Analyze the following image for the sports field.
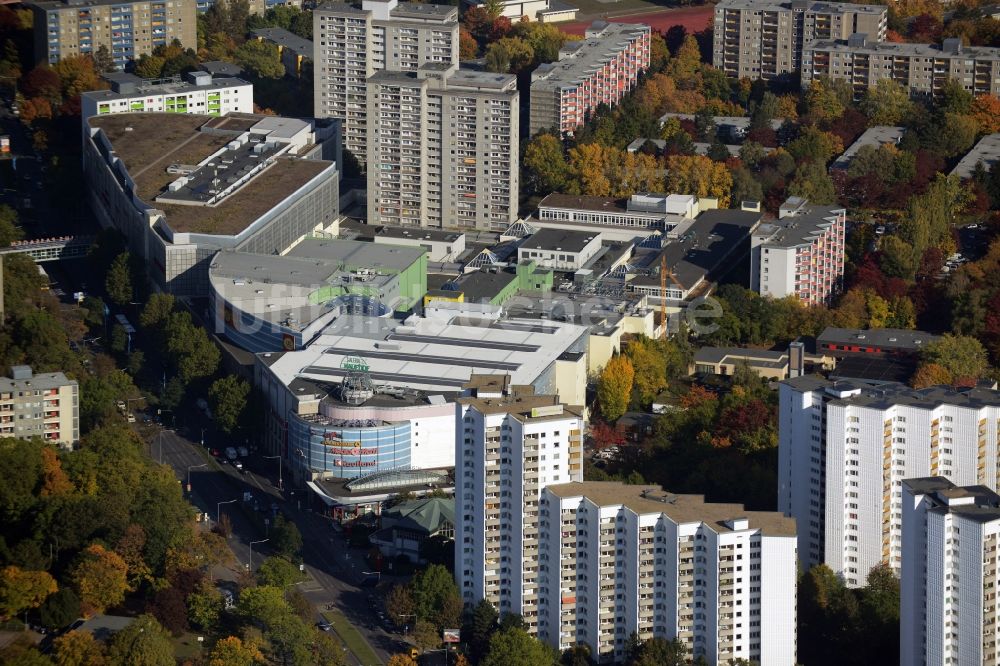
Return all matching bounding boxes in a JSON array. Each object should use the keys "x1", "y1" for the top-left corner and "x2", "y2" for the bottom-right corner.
[{"x1": 560, "y1": 4, "x2": 714, "y2": 35}]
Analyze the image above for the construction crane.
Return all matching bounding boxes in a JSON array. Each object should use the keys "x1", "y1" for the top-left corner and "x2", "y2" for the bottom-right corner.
[{"x1": 659, "y1": 254, "x2": 685, "y2": 341}]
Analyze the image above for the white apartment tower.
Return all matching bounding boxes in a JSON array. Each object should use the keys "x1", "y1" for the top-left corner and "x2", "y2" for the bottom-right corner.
[
  {"x1": 901, "y1": 477, "x2": 1000, "y2": 666},
  {"x1": 313, "y1": 0, "x2": 459, "y2": 166},
  {"x1": 455, "y1": 379, "x2": 586, "y2": 631},
  {"x1": 367, "y1": 66, "x2": 519, "y2": 231},
  {"x1": 779, "y1": 375, "x2": 1000, "y2": 587},
  {"x1": 539, "y1": 483, "x2": 798, "y2": 666},
  {"x1": 0, "y1": 366, "x2": 80, "y2": 448}
]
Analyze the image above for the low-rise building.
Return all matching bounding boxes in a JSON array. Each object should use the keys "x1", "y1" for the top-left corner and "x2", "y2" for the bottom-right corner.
[
  {"x1": 691, "y1": 344, "x2": 835, "y2": 380},
  {"x1": 440, "y1": 263, "x2": 553, "y2": 306},
  {"x1": 750, "y1": 197, "x2": 846, "y2": 306},
  {"x1": 538, "y1": 482, "x2": 798, "y2": 665},
  {"x1": 802, "y1": 35, "x2": 1000, "y2": 98},
  {"x1": 901, "y1": 477, "x2": 1000, "y2": 666},
  {"x1": 0, "y1": 366, "x2": 79, "y2": 447},
  {"x1": 84, "y1": 113, "x2": 341, "y2": 295},
  {"x1": 251, "y1": 27, "x2": 313, "y2": 77},
  {"x1": 369, "y1": 496, "x2": 455, "y2": 563},
  {"x1": 535, "y1": 192, "x2": 706, "y2": 234},
  {"x1": 371, "y1": 226, "x2": 466, "y2": 262},
  {"x1": 81, "y1": 71, "x2": 253, "y2": 121},
  {"x1": 951, "y1": 132, "x2": 1000, "y2": 180},
  {"x1": 208, "y1": 239, "x2": 427, "y2": 353},
  {"x1": 517, "y1": 228, "x2": 603, "y2": 271},
  {"x1": 830, "y1": 125, "x2": 905, "y2": 171},
  {"x1": 529, "y1": 21, "x2": 650, "y2": 136}
]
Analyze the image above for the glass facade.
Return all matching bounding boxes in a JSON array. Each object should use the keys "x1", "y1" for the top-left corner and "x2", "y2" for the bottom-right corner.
[{"x1": 290, "y1": 416, "x2": 411, "y2": 479}]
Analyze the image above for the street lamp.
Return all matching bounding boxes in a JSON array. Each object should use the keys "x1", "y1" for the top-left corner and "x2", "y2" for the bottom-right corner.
[
  {"x1": 395, "y1": 612, "x2": 415, "y2": 635},
  {"x1": 263, "y1": 454, "x2": 283, "y2": 490},
  {"x1": 217, "y1": 498, "x2": 238, "y2": 524},
  {"x1": 249, "y1": 538, "x2": 268, "y2": 571}
]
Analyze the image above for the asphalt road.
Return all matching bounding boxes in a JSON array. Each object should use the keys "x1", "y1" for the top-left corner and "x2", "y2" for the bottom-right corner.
[{"x1": 153, "y1": 426, "x2": 407, "y2": 665}]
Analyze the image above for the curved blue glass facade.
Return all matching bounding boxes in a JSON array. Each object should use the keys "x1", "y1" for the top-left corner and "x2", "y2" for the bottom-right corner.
[{"x1": 289, "y1": 416, "x2": 411, "y2": 479}]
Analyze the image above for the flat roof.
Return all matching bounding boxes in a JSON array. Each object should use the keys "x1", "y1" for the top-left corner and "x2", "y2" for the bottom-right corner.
[
  {"x1": 314, "y1": 1, "x2": 457, "y2": 22},
  {"x1": 782, "y1": 374, "x2": 1000, "y2": 410},
  {"x1": 201, "y1": 61, "x2": 244, "y2": 77},
  {"x1": 808, "y1": 38, "x2": 1000, "y2": 60},
  {"x1": 818, "y1": 326, "x2": 939, "y2": 350},
  {"x1": 521, "y1": 227, "x2": 598, "y2": 254},
  {"x1": 0, "y1": 371, "x2": 76, "y2": 391},
  {"x1": 88, "y1": 113, "x2": 332, "y2": 236},
  {"x1": 82, "y1": 76, "x2": 249, "y2": 102},
  {"x1": 951, "y1": 133, "x2": 1000, "y2": 180},
  {"x1": 753, "y1": 205, "x2": 845, "y2": 249},
  {"x1": 374, "y1": 225, "x2": 463, "y2": 243},
  {"x1": 287, "y1": 237, "x2": 425, "y2": 271},
  {"x1": 453, "y1": 269, "x2": 518, "y2": 302},
  {"x1": 631, "y1": 209, "x2": 761, "y2": 292},
  {"x1": 459, "y1": 393, "x2": 584, "y2": 422},
  {"x1": 261, "y1": 312, "x2": 590, "y2": 394},
  {"x1": 545, "y1": 482, "x2": 797, "y2": 537},
  {"x1": 532, "y1": 22, "x2": 649, "y2": 91},
  {"x1": 715, "y1": 0, "x2": 885, "y2": 15},
  {"x1": 252, "y1": 27, "x2": 314, "y2": 54},
  {"x1": 831, "y1": 125, "x2": 905, "y2": 170},
  {"x1": 539, "y1": 193, "x2": 637, "y2": 216},
  {"x1": 694, "y1": 346, "x2": 788, "y2": 367}
]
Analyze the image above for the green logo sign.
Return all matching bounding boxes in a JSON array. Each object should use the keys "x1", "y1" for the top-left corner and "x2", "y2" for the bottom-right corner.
[{"x1": 341, "y1": 355, "x2": 369, "y2": 372}]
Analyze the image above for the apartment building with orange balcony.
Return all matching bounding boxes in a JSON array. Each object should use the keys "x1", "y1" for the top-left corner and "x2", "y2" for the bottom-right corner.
[
  {"x1": 0, "y1": 366, "x2": 79, "y2": 448},
  {"x1": 529, "y1": 21, "x2": 650, "y2": 137}
]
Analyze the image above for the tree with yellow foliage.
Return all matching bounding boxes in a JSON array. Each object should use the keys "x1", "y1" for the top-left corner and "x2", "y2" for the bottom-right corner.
[
  {"x1": 665, "y1": 155, "x2": 733, "y2": 207},
  {"x1": 597, "y1": 354, "x2": 634, "y2": 422},
  {"x1": 208, "y1": 636, "x2": 265, "y2": 666},
  {"x1": 0, "y1": 566, "x2": 57, "y2": 621},
  {"x1": 71, "y1": 544, "x2": 129, "y2": 616}
]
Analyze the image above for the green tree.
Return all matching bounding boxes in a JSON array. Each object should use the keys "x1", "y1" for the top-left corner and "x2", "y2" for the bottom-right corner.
[
  {"x1": 510, "y1": 22, "x2": 568, "y2": 65},
  {"x1": 879, "y1": 235, "x2": 919, "y2": 280},
  {"x1": 859, "y1": 79, "x2": 912, "y2": 125},
  {"x1": 386, "y1": 583, "x2": 415, "y2": 628},
  {"x1": 0, "y1": 205, "x2": 24, "y2": 247},
  {"x1": 107, "y1": 615, "x2": 174, "y2": 666},
  {"x1": 105, "y1": 252, "x2": 133, "y2": 307},
  {"x1": 411, "y1": 618, "x2": 441, "y2": 652},
  {"x1": 786, "y1": 126, "x2": 843, "y2": 165},
  {"x1": 269, "y1": 515, "x2": 302, "y2": 559},
  {"x1": 235, "y1": 40, "x2": 285, "y2": 79},
  {"x1": 627, "y1": 636, "x2": 686, "y2": 666},
  {"x1": 133, "y1": 54, "x2": 166, "y2": 78},
  {"x1": 922, "y1": 333, "x2": 988, "y2": 381},
  {"x1": 39, "y1": 588, "x2": 81, "y2": 630},
  {"x1": 788, "y1": 161, "x2": 836, "y2": 204},
  {"x1": 465, "y1": 598, "x2": 498, "y2": 663},
  {"x1": 561, "y1": 643, "x2": 594, "y2": 666},
  {"x1": 139, "y1": 292, "x2": 175, "y2": 331},
  {"x1": 208, "y1": 375, "x2": 250, "y2": 434},
  {"x1": 482, "y1": 627, "x2": 558, "y2": 666},
  {"x1": 484, "y1": 37, "x2": 534, "y2": 74},
  {"x1": 256, "y1": 556, "x2": 303, "y2": 587},
  {"x1": 93, "y1": 45, "x2": 116, "y2": 73},
  {"x1": 729, "y1": 167, "x2": 763, "y2": 209},
  {"x1": 523, "y1": 133, "x2": 569, "y2": 192},
  {"x1": 409, "y1": 564, "x2": 462, "y2": 630},
  {"x1": 804, "y1": 77, "x2": 846, "y2": 120},
  {"x1": 187, "y1": 582, "x2": 224, "y2": 633},
  {"x1": 596, "y1": 354, "x2": 634, "y2": 421},
  {"x1": 925, "y1": 112, "x2": 978, "y2": 158}
]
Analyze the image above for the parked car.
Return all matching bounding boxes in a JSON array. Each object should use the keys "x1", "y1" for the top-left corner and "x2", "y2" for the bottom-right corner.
[
  {"x1": 234, "y1": 460, "x2": 244, "y2": 472},
  {"x1": 126, "y1": 413, "x2": 136, "y2": 423},
  {"x1": 237, "y1": 446, "x2": 249, "y2": 457},
  {"x1": 225, "y1": 447, "x2": 238, "y2": 461},
  {"x1": 317, "y1": 621, "x2": 332, "y2": 632}
]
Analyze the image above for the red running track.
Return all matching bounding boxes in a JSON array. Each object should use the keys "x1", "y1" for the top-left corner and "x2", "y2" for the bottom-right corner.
[{"x1": 560, "y1": 4, "x2": 714, "y2": 36}]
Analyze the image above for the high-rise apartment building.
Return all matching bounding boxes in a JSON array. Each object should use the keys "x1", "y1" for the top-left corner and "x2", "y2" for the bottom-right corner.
[
  {"x1": 802, "y1": 35, "x2": 1000, "y2": 98},
  {"x1": 367, "y1": 65, "x2": 519, "y2": 231},
  {"x1": 539, "y1": 482, "x2": 798, "y2": 666},
  {"x1": 901, "y1": 477, "x2": 1000, "y2": 666},
  {"x1": 712, "y1": 0, "x2": 885, "y2": 81},
  {"x1": 454, "y1": 381, "x2": 585, "y2": 628},
  {"x1": 779, "y1": 375, "x2": 1000, "y2": 586},
  {"x1": 29, "y1": 0, "x2": 197, "y2": 70},
  {"x1": 750, "y1": 196, "x2": 846, "y2": 306},
  {"x1": 0, "y1": 366, "x2": 79, "y2": 448},
  {"x1": 529, "y1": 21, "x2": 650, "y2": 137},
  {"x1": 313, "y1": 0, "x2": 459, "y2": 165}
]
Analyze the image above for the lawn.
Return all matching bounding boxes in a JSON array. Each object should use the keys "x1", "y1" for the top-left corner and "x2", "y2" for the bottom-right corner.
[{"x1": 322, "y1": 609, "x2": 383, "y2": 666}]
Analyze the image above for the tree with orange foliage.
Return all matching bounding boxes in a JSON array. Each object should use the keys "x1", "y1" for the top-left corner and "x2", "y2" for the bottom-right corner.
[
  {"x1": 665, "y1": 154, "x2": 733, "y2": 207},
  {"x1": 971, "y1": 95, "x2": 1000, "y2": 135},
  {"x1": 53, "y1": 629, "x2": 107, "y2": 666},
  {"x1": 207, "y1": 636, "x2": 264, "y2": 666},
  {"x1": 39, "y1": 447, "x2": 72, "y2": 497},
  {"x1": 71, "y1": 544, "x2": 129, "y2": 616},
  {"x1": 911, "y1": 363, "x2": 953, "y2": 389}
]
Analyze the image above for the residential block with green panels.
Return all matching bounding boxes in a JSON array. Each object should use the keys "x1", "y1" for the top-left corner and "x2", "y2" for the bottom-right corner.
[{"x1": 81, "y1": 70, "x2": 253, "y2": 122}]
